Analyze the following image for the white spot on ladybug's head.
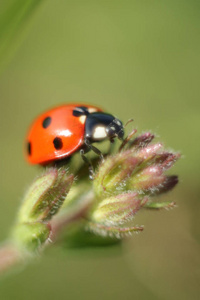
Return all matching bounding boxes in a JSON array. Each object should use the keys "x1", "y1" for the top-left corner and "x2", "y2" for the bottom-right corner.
[
  {"x1": 88, "y1": 107, "x2": 98, "y2": 113},
  {"x1": 79, "y1": 115, "x2": 87, "y2": 124},
  {"x1": 113, "y1": 119, "x2": 122, "y2": 126},
  {"x1": 92, "y1": 126, "x2": 107, "y2": 140}
]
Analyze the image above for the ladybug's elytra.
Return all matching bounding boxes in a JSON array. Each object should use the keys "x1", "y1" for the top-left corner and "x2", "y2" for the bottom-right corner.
[{"x1": 25, "y1": 103, "x2": 124, "y2": 165}]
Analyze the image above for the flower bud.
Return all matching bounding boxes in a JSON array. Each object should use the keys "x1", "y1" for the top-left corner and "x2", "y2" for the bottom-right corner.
[
  {"x1": 154, "y1": 175, "x2": 178, "y2": 195},
  {"x1": 126, "y1": 149, "x2": 180, "y2": 195},
  {"x1": 94, "y1": 143, "x2": 163, "y2": 198},
  {"x1": 91, "y1": 192, "x2": 147, "y2": 226},
  {"x1": 89, "y1": 131, "x2": 180, "y2": 239},
  {"x1": 94, "y1": 133, "x2": 180, "y2": 200},
  {"x1": 128, "y1": 132, "x2": 155, "y2": 149},
  {"x1": 94, "y1": 151, "x2": 143, "y2": 198},
  {"x1": 137, "y1": 143, "x2": 163, "y2": 160},
  {"x1": 128, "y1": 165, "x2": 165, "y2": 193},
  {"x1": 154, "y1": 152, "x2": 180, "y2": 170},
  {"x1": 18, "y1": 168, "x2": 74, "y2": 223}
]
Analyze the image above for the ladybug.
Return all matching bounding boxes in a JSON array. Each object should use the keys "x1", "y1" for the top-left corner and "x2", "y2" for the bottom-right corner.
[{"x1": 25, "y1": 103, "x2": 124, "y2": 166}]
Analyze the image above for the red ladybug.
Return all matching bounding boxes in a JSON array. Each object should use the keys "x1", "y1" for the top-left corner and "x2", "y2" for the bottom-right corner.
[{"x1": 25, "y1": 103, "x2": 124, "y2": 166}]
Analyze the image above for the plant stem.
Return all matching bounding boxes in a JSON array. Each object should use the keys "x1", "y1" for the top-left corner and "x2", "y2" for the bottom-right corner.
[
  {"x1": 51, "y1": 191, "x2": 94, "y2": 241},
  {"x1": 0, "y1": 190, "x2": 94, "y2": 277},
  {"x1": 0, "y1": 243, "x2": 23, "y2": 275}
]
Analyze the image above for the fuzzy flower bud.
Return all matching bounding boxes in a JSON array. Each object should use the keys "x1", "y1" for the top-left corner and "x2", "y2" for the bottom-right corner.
[
  {"x1": 128, "y1": 132, "x2": 155, "y2": 149},
  {"x1": 18, "y1": 168, "x2": 74, "y2": 223},
  {"x1": 12, "y1": 168, "x2": 74, "y2": 252},
  {"x1": 89, "y1": 131, "x2": 180, "y2": 237},
  {"x1": 94, "y1": 133, "x2": 180, "y2": 199},
  {"x1": 91, "y1": 192, "x2": 147, "y2": 226},
  {"x1": 127, "y1": 165, "x2": 178, "y2": 195}
]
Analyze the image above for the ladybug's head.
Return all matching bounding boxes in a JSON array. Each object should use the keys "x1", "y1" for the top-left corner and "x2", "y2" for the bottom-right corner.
[
  {"x1": 84, "y1": 112, "x2": 124, "y2": 143},
  {"x1": 105, "y1": 117, "x2": 124, "y2": 141}
]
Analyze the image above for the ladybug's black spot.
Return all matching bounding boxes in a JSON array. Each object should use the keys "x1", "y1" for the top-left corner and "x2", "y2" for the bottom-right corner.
[
  {"x1": 73, "y1": 106, "x2": 89, "y2": 117},
  {"x1": 27, "y1": 142, "x2": 32, "y2": 155},
  {"x1": 53, "y1": 137, "x2": 63, "y2": 150},
  {"x1": 42, "y1": 116, "x2": 52, "y2": 128}
]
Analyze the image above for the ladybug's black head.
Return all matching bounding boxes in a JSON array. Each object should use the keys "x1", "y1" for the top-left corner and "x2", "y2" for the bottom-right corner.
[
  {"x1": 106, "y1": 117, "x2": 124, "y2": 140},
  {"x1": 84, "y1": 112, "x2": 124, "y2": 143}
]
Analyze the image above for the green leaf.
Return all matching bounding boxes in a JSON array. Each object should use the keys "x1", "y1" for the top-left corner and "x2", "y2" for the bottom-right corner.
[
  {"x1": 0, "y1": 0, "x2": 43, "y2": 74},
  {"x1": 91, "y1": 193, "x2": 146, "y2": 226},
  {"x1": 61, "y1": 224, "x2": 121, "y2": 249}
]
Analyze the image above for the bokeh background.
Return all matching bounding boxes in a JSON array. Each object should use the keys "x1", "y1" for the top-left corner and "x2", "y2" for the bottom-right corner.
[{"x1": 0, "y1": 1, "x2": 199, "y2": 299}]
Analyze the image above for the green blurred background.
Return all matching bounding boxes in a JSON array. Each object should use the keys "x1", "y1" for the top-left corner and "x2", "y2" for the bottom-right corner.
[{"x1": 0, "y1": 0, "x2": 199, "y2": 299}]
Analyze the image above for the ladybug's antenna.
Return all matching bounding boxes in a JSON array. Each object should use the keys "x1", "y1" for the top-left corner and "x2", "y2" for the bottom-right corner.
[
  {"x1": 119, "y1": 128, "x2": 137, "y2": 152},
  {"x1": 118, "y1": 119, "x2": 136, "y2": 151},
  {"x1": 124, "y1": 118, "x2": 134, "y2": 128},
  {"x1": 117, "y1": 118, "x2": 134, "y2": 138}
]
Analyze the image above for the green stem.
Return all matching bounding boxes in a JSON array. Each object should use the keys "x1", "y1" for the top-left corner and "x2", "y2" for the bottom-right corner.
[
  {"x1": 0, "y1": 243, "x2": 24, "y2": 276},
  {"x1": 0, "y1": 190, "x2": 94, "y2": 276}
]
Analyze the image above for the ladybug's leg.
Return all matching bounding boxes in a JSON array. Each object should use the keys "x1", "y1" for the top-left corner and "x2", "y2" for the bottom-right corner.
[
  {"x1": 103, "y1": 138, "x2": 115, "y2": 157},
  {"x1": 84, "y1": 139, "x2": 104, "y2": 162},
  {"x1": 119, "y1": 128, "x2": 137, "y2": 152},
  {"x1": 80, "y1": 149, "x2": 95, "y2": 180},
  {"x1": 118, "y1": 119, "x2": 135, "y2": 151}
]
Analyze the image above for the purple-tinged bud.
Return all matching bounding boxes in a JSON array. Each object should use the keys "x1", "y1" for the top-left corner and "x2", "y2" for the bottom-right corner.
[
  {"x1": 91, "y1": 192, "x2": 148, "y2": 226},
  {"x1": 155, "y1": 175, "x2": 179, "y2": 195},
  {"x1": 93, "y1": 131, "x2": 180, "y2": 227},
  {"x1": 129, "y1": 132, "x2": 155, "y2": 149},
  {"x1": 94, "y1": 151, "x2": 144, "y2": 197},
  {"x1": 137, "y1": 143, "x2": 163, "y2": 160},
  {"x1": 93, "y1": 141, "x2": 179, "y2": 199},
  {"x1": 153, "y1": 152, "x2": 180, "y2": 170},
  {"x1": 160, "y1": 153, "x2": 180, "y2": 170},
  {"x1": 127, "y1": 163, "x2": 178, "y2": 195},
  {"x1": 127, "y1": 165, "x2": 166, "y2": 194}
]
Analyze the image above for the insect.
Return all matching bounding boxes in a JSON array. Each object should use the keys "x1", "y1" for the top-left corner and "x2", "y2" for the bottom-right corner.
[{"x1": 25, "y1": 103, "x2": 124, "y2": 173}]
